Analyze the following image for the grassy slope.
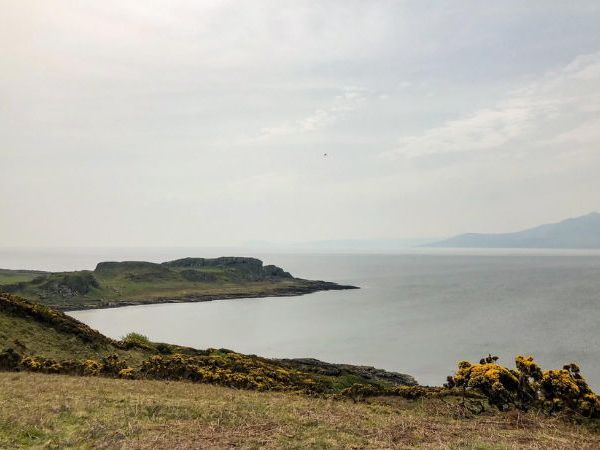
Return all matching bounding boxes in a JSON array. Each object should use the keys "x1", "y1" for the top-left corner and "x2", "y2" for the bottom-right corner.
[
  {"x1": 0, "y1": 293, "x2": 151, "y2": 365},
  {"x1": 0, "y1": 269, "x2": 45, "y2": 285},
  {"x1": 1, "y1": 372, "x2": 599, "y2": 449},
  {"x1": 0, "y1": 293, "x2": 413, "y2": 392},
  {"x1": 0, "y1": 258, "x2": 354, "y2": 310},
  {"x1": 0, "y1": 312, "x2": 149, "y2": 365}
]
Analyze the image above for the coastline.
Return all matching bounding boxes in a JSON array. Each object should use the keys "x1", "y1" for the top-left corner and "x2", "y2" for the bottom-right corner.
[{"x1": 60, "y1": 279, "x2": 359, "y2": 311}]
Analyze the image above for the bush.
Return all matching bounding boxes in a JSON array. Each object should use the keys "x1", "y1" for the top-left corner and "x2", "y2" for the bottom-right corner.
[
  {"x1": 138, "y1": 352, "x2": 325, "y2": 392},
  {"x1": 340, "y1": 383, "x2": 383, "y2": 402},
  {"x1": 0, "y1": 348, "x2": 21, "y2": 370},
  {"x1": 1, "y1": 349, "x2": 133, "y2": 378},
  {"x1": 339, "y1": 383, "x2": 438, "y2": 402},
  {"x1": 118, "y1": 367, "x2": 137, "y2": 379},
  {"x1": 120, "y1": 332, "x2": 155, "y2": 350},
  {"x1": 154, "y1": 343, "x2": 174, "y2": 355},
  {"x1": 0, "y1": 347, "x2": 326, "y2": 393},
  {"x1": 446, "y1": 355, "x2": 600, "y2": 417}
]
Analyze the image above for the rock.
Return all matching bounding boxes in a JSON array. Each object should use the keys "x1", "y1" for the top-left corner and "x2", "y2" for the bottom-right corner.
[
  {"x1": 164, "y1": 257, "x2": 294, "y2": 281},
  {"x1": 277, "y1": 357, "x2": 418, "y2": 386},
  {"x1": 262, "y1": 265, "x2": 293, "y2": 279}
]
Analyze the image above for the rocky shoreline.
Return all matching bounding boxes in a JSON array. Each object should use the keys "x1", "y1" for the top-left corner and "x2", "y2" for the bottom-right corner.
[{"x1": 277, "y1": 357, "x2": 417, "y2": 386}]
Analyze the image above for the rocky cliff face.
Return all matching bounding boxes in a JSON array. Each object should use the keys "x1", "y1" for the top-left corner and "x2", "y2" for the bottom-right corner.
[
  {"x1": 163, "y1": 257, "x2": 292, "y2": 280},
  {"x1": 92, "y1": 258, "x2": 293, "y2": 282},
  {"x1": 95, "y1": 261, "x2": 168, "y2": 274}
]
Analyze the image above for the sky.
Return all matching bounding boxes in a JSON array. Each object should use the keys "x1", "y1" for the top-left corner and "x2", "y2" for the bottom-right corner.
[{"x1": 2, "y1": 1, "x2": 600, "y2": 247}]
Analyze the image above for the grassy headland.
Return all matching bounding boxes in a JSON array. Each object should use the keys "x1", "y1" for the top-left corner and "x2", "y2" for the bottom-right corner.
[{"x1": 0, "y1": 257, "x2": 357, "y2": 310}]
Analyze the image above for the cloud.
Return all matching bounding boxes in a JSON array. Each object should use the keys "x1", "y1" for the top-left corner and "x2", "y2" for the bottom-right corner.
[
  {"x1": 383, "y1": 52, "x2": 600, "y2": 161},
  {"x1": 3, "y1": 2, "x2": 600, "y2": 245},
  {"x1": 255, "y1": 86, "x2": 368, "y2": 141}
]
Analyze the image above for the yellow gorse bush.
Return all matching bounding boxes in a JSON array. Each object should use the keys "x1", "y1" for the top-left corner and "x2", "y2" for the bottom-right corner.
[
  {"x1": 118, "y1": 367, "x2": 136, "y2": 379},
  {"x1": 447, "y1": 355, "x2": 600, "y2": 417},
  {"x1": 0, "y1": 347, "x2": 329, "y2": 394},
  {"x1": 138, "y1": 352, "x2": 326, "y2": 392}
]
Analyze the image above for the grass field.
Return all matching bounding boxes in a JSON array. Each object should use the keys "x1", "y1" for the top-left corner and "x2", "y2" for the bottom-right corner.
[{"x1": 1, "y1": 372, "x2": 599, "y2": 449}]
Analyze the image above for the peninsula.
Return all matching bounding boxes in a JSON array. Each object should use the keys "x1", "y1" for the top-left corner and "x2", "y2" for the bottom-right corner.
[{"x1": 0, "y1": 257, "x2": 357, "y2": 311}]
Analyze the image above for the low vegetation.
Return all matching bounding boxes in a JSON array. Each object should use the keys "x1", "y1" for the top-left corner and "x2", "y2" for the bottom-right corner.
[
  {"x1": 0, "y1": 257, "x2": 356, "y2": 310},
  {"x1": 446, "y1": 354, "x2": 600, "y2": 418}
]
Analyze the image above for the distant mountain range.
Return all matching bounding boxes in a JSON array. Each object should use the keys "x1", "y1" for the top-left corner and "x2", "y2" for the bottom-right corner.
[
  {"x1": 244, "y1": 238, "x2": 435, "y2": 253},
  {"x1": 427, "y1": 212, "x2": 600, "y2": 249}
]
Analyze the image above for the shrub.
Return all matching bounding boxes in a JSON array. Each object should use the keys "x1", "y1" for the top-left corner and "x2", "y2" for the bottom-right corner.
[
  {"x1": 0, "y1": 349, "x2": 136, "y2": 379},
  {"x1": 0, "y1": 348, "x2": 22, "y2": 370},
  {"x1": 120, "y1": 332, "x2": 155, "y2": 350},
  {"x1": 101, "y1": 354, "x2": 128, "y2": 375},
  {"x1": 340, "y1": 383, "x2": 383, "y2": 402},
  {"x1": 446, "y1": 355, "x2": 600, "y2": 417},
  {"x1": 137, "y1": 352, "x2": 327, "y2": 392},
  {"x1": 118, "y1": 367, "x2": 137, "y2": 379},
  {"x1": 339, "y1": 383, "x2": 441, "y2": 402},
  {"x1": 0, "y1": 347, "x2": 327, "y2": 394},
  {"x1": 446, "y1": 357, "x2": 518, "y2": 411},
  {"x1": 539, "y1": 363, "x2": 600, "y2": 417},
  {"x1": 154, "y1": 342, "x2": 174, "y2": 355}
]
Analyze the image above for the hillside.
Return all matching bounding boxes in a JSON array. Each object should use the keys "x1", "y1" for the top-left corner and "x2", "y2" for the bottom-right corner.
[
  {"x1": 0, "y1": 292, "x2": 160, "y2": 366},
  {"x1": 0, "y1": 293, "x2": 415, "y2": 391},
  {"x1": 428, "y1": 212, "x2": 600, "y2": 249},
  {"x1": 0, "y1": 257, "x2": 357, "y2": 310}
]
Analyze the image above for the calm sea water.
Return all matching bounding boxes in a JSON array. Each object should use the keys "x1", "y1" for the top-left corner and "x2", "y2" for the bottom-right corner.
[{"x1": 2, "y1": 247, "x2": 600, "y2": 388}]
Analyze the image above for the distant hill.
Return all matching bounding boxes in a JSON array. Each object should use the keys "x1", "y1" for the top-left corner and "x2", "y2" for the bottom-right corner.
[
  {"x1": 427, "y1": 212, "x2": 600, "y2": 249},
  {"x1": 245, "y1": 238, "x2": 436, "y2": 253}
]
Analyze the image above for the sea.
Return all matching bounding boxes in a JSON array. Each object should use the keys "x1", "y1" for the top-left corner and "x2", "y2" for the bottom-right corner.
[{"x1": 2, "y1": 247, "x2": 600, "y2": 389}]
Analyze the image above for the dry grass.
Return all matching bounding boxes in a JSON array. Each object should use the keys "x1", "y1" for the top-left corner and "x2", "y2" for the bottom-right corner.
[{"x1": 1, "y1": 372, "x2": 598, "y2": 449}]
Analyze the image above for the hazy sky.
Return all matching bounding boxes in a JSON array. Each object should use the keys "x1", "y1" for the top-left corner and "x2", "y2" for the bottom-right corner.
[{"x1": 2, "y1": 1, "x2": 600, "y2": 247}]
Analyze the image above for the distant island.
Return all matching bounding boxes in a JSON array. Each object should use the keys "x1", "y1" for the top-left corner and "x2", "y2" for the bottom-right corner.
[
  {"x1": 0, "y1": 257, "x2": 357, "y2": 310},
  {"x1": 427, "y1": 212, "x2": 600, "y2": 249}
]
